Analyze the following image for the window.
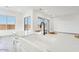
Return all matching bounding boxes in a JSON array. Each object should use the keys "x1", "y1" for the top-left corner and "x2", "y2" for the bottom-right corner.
[
  {"x1": 0, "y1": 16, "x2": 6, "y2": 30},
  {"x1": 24, "y1": 16, "x2": 32, "y2": 30},
  {"x1": 7, "y1": 16, "x2": 16, "y2": 30},
  {"x1": 0, "y1": 15, "x2": 16, "y2": 30},
  {"x1": 38, "y1": 17, "x2": 48, "y2": 24}
]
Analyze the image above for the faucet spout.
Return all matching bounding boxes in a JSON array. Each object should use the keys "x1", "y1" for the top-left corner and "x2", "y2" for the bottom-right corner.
[{"x1": 40, "y1": 22, "x2": 46, "y2": 35}]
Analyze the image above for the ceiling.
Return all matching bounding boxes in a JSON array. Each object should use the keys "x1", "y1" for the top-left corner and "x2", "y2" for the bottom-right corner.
[{"x1": 1, "y1": 6, "x2": 79, "y2": 17}]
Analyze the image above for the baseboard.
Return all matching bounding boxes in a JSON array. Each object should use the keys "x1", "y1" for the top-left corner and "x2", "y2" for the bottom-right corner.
[{"x1": 55, "y1": 31, "x2": 79, "y2": 35}]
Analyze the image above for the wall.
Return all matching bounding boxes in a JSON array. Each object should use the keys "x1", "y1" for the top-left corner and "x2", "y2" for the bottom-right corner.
[
  {"x1": 53, "y1": 13, "x2": 79, "y2": 33},
  {"x1": 49, "y1": 18, "x2": 54, "y2": 32},
  {"x1": 15, "y1": 14, "x2": 24, "y2": 32}
]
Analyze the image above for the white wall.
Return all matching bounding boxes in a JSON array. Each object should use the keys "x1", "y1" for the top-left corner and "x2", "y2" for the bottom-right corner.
[
  {"x1": 15, "y1": 14, "x2": 24, "y2": 32},
  {"x1": 49, "y1": 18, "x2": 54, "y2": 32},
  {"x1": 53, "y1": 14, "x2": 79, "y2": 33}
]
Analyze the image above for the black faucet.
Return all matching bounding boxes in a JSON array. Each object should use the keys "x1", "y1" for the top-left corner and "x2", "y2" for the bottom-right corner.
[{"x1": 40, "y1": 22, "x2": 46, "y2": 35}]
